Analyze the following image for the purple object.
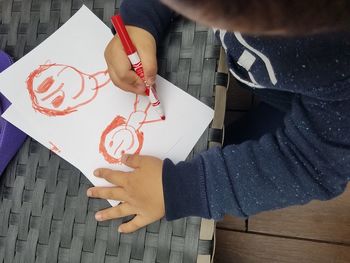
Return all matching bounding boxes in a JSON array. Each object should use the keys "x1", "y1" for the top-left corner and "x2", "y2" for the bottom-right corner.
[{"x1": 0, "y1": 51, "x2": 27, "y2": 175}]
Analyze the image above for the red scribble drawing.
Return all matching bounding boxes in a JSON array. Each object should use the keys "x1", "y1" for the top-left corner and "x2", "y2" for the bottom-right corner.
[
  {"x1": 49, "y1": 141, "x2": 61, "y2": 153},
  {"x1": 26, "y1": 62, "x2": 165, "y2": 164},
  {"x1": 26, "y1": 62, "x2": 110, "y2": 116},
  {"x1": 99, "y1": 95, "x2": 163, "y2": 164}
]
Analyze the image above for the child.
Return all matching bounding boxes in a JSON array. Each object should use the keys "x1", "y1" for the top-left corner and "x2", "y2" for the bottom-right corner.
[{"x1": 86, "y1": 0, "x2": 350, "y2": 233}]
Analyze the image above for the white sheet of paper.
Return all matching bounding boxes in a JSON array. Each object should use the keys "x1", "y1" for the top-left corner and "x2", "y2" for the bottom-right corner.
[{"x1": 0, "y1": 6, "x2": 214, "y2": 206}]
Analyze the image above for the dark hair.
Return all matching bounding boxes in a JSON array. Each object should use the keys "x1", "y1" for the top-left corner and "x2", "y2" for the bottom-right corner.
[{"x1": 169, "y1": 0, "x2": 350, "y2": 34}]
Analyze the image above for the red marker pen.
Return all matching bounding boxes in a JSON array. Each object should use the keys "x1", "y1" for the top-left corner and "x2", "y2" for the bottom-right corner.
[{"x1": 111, "y1": 15, "x2": 166, "y2": 120}]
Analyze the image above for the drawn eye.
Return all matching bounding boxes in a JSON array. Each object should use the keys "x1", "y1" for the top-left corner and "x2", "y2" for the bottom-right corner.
[
  {"x1": 109, "y1": 140, "x2": 113, "y2": 147},
  {"x1": 36, "y1": 76, "x2": 54, "y2": 93},
  {"x1": 51, "y1": 95, "x2": 64, "y2": 108}
]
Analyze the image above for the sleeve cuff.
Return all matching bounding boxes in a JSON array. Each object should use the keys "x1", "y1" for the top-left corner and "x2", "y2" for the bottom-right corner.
[
  {"x1": 162, "y1": 157, "x2": 211, "y2": 220},
  {"x1": 119, "y1": 0, "x2": 174, "y2": 43}
]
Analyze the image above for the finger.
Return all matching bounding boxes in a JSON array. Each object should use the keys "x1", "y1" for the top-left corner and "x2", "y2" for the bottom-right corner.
[
  {"x1": 109, "y1": 37, "x2": 145, "y2": 89},
  {"x1": 118, "y1": 215, "x2": 148, "y2": 233},
  {"x1": 111, "y1": 70, "x2": 145, "y2": 95},
  {"x1": 105, "y1": 38, "x2": 145, "y2": 93},
  {"x1": 105, "y1": 36, "x2": 131, "y2": 72},
  {"x1": 95, "y1": 203, "x2": 135, "y2": 221},
  {"x1": 118, "y1": 70, "x2": 145, "y2": 92},
  {"x1": 94, "y1": 168, "x2": 129, "y2": 186},
  {"x1": 108, "y1": 68, "x2": 145, "y2": 94},
  {"x1": 121, "y1": 154, "x2": 143, "y2": 169},
  {"x1": 87, "y1": 186, "x2": 127, "y2": 201}
]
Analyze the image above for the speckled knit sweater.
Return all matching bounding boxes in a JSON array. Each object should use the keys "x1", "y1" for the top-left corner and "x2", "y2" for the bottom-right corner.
[{"x1": 120, "y1": 0, "x2": 350, "y2": 220}]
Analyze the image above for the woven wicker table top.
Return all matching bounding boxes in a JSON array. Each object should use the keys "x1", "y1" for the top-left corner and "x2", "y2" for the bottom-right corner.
[{"x1": 0, "y1": 1, "x2": 221, "y2": 262}]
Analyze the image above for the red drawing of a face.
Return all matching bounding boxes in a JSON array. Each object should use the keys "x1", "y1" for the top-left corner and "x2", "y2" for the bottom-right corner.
[
  {"x1": 99, "y1": 96, "x2": 163, "y2": 164},
  {"x1": 27, "y1": 63, "x2": 110, "y2": 116},
  {"x1": 99, "y1": 115, "x2": 144, "y2": 163}
]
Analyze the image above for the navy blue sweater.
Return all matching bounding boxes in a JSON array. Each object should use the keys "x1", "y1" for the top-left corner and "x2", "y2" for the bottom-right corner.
[{"x1": 120, "y1": 0, "x2": 350, "y2": 220}]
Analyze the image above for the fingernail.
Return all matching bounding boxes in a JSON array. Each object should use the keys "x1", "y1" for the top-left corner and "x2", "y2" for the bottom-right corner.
[
  {"x1": 118, "y1": 226, "x2": 123, "y2": 233},
  {"x1": 95, "y1": 213, "x2": 102, "y2": 221},
  {"x1": 93, "y1": 170, "x2": 100, "y2": 177},
  {"x1": 86, "y1": 189, "x2": 92, "y2": 197}
]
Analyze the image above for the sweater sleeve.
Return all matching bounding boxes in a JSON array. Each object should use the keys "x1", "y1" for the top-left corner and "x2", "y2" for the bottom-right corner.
[
  {"x1": 162, "y1": 93, "x2": 350, "y2": 220},
  {"x1": 119, "y1": 0, "x2": 175, "y2": 43}
]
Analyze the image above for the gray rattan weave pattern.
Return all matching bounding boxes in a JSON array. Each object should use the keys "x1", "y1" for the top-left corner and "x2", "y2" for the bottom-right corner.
[{"x1": 0, "y1": 0, "x2": 220, "y2": 262}]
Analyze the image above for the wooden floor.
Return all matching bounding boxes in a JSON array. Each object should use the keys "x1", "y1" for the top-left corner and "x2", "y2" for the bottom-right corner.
[{"x1": 214, "y1": 80, "x2": 350, "y2": 262}]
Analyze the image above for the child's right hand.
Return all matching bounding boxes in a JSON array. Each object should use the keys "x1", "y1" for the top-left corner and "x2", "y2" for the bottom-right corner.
[{"x1": 104, "y1": 26, "x2": 157, "y2": 95}]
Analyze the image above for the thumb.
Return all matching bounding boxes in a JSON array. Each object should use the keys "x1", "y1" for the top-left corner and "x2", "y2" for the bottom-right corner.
[
  {"x1": 137, "y1": 47, "x2": 157, "y2": 86},
  {"x1": 143, "y1": 56, "x2": 157, "y2": 86},
  {"x1": 127, "y1": 26, "x2": 157, "y2": 86},
  {"x1": 118, "y1": 215, "x2": 146, "y2": 233}
]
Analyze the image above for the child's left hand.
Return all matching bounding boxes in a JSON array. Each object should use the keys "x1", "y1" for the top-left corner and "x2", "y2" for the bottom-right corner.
[{"x1": 87, "y1": 154, "x2": 165, "y2": 233}]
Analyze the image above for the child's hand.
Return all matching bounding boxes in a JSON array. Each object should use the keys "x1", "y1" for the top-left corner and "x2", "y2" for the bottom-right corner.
[
  {"x1": 87, "y1": 154, "x2": 165, "y2": 233},
  {"x1": 104, "y1": 26, "x2": 157, "y2": 95}
]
